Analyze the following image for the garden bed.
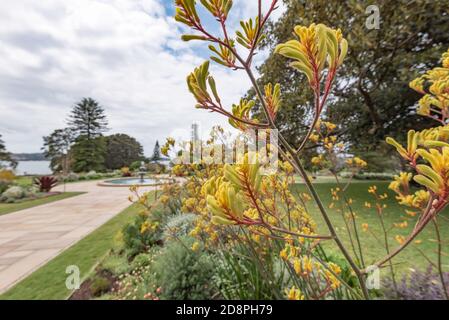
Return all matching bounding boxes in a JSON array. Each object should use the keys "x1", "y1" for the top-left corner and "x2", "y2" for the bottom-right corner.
[{"x1": 70, "y1": 179, "x2": 449, "y2": 301}]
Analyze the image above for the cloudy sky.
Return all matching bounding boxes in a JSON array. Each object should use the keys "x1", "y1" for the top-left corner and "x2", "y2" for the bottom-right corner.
[{"x1": 0, "y1": 0, "x2": 284, "y2": 155}]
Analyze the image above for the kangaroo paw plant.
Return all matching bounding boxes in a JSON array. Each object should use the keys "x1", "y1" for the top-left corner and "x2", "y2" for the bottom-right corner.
[{"x1": 173, "y1": 0, "x2": 449, "y2": 300}]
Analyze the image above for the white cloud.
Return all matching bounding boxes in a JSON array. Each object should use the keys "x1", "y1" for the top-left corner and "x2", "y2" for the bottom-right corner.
[{"x1": 0, "y1": 0, "x2": 284, "y2": 154}]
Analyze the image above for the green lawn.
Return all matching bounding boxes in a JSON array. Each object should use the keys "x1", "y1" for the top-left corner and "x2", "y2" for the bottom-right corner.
[
  {"x1": 13, "y1": 176, "x2": 33, "y2": 187},
  {"x1": 0, "y1": 192, "x2": 83, "y2": 216},
  {"x1": 292, "y1": 181, "x2": 449, "y2": 275},
  {"x1": 0, "y1": 196, "x2": 153, "y2": 300}
]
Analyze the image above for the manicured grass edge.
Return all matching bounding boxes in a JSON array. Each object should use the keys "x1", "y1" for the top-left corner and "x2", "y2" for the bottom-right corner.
[
  {"x1": 0, "y1": 192, "x2": 85, "y2": 216},
  {"x1": 0, "y1": 200, "x2": 147, "y2": 300}
]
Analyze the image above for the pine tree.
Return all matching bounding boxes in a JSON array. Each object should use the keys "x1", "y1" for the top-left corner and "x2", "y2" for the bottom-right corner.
[
  {"x1": 68, "y1": 98, "x2": 109, "y2": 172},
  {"x1": 68, "y1": 98, "x2": 108, "y2": 139},
  {"x1": 150, "y1": 141, "x2": 162, "y2": 162}
]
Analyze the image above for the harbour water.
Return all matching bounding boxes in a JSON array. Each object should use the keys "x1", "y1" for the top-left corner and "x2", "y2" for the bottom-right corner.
[{"x1": 14, "y1": 161, "x2": 51, "y2": 175}]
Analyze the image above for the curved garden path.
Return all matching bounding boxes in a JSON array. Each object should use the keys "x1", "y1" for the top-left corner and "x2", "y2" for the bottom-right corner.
[{"x1": 0, "y1": 180, "x2": 153, "y2": 294}]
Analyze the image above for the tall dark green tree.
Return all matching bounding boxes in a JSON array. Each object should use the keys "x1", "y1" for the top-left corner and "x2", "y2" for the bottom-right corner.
[
  {"x1": 249, "y1": 0, "x2": 449, "y2": 160},
  {"x1": 104, "y1": 134, "x2": 144, "y2": 170},
  {"x1": 68, "y1": 98, "x2": 108, "y2": 139},
  {"x1": 0, "y1": 134, "x2": 17, "y2": 169},
  {"x1": 68, "y1": 98, "x2": 109, "y2": 172},
  {"x1": 42, "y1": 128, "x2": 75, "y2": 173},
  {"x1": 71, "y1": 136, "x2": 106, "y2": 173},
  {"x1": 149, "y1": 140, "x2": 168, "y2": 162}
]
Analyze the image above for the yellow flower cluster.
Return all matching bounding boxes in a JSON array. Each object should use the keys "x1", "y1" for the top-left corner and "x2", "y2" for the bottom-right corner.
[
  {"x1": 291, "y1": 255, "x2": 341, "y2": 292},
  {"x1": 308, "y1": 120, "x2": 351, "y2": 170},
  {"x1": 346, "y1": 157, "x2": 368, "y2": 169},
  {"x1": 161, "y1": 137, "x2": 175, "y2": 156},
  {"x1": 229, "y1": 99, "x2": 257, "y2": 131},
  {"x1": 409, "y1": 48, "x2": 449, "y2": 122},
  {"x1": 395, "y1": 235, "x2": 406, "y2": 245},
  {"x1": 394, "y1": 221, "x2": 408, "y2": 229},
  {"x1": 311, "y1": 154, "x2": 325, "y2": 167},
  {"x1": 187, "y1": 61, "x2": 221, "y2": 109},
  {"x1": 286, "y1": 287, "x2": 305, "y2": 300},
  {"x1": 140, "y1": 221, "x2": 159, "y2": 234},
  {"x1": 264, "y1": 83, "x2": 282, "y2": 119},
  {"x1": 361, "y1": 223, "x2": 369, "y2": 232},
  {"x1": 388, "y1": 172, "x2": 430, "y2": 209},
  {"x1": 275, "y1": 24, "x2": 348, "y2": 85},
  {"x1": 386, "y1": 50, "x2": 449, "y2": 214}
]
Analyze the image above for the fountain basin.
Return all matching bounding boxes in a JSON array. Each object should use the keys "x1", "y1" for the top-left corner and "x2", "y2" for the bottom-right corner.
[{"x1": 98, "y1": 177, "x2": 174, "y2": 187}]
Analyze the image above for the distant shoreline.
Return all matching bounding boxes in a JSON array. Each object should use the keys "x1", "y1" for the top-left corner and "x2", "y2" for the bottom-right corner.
[{"x1": 12, "y1": 153, "x2": 47, "y2": 161}]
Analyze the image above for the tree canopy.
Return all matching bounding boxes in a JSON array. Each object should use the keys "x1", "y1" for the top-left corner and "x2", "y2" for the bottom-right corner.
[
  {"x1": 104, "y1": 134, "x2": 144, "y2": 170},
  {"x1": 71, "y1": 136, "x2": 106, "y2": 173},
  {"x1": 68, "y1": 98, "x2": 109, "y2": 172},
  {"x1": 42, "y1": 128, "x2": 75, "y2": 173},
  {"x1": 68, "y1": 97, "x2": 108, "y2": 140},
  {"x1": 0, "y1": 134, "x2": 17, "y2": 169},
  {"x1": 149, "y1": 140, "x2": 169, "y2": 163},
  {"x1": 249, "y1": 0, "x2": 449, "y2": 156}
]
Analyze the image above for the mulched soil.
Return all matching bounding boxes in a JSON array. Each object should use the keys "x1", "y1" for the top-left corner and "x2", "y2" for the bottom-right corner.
[{"x1": 69, "y1": 270, "x2": 119, "y2": 300}]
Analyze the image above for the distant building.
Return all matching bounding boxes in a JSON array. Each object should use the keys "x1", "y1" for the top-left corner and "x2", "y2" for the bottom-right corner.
[{"x1": 191, "y1": 123, "x2": 199, "y2": 142}]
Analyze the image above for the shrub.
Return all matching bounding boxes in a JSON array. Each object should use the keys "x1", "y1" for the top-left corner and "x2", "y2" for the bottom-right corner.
[
  {"x1": 122, "y1": 214, "x2": 163, "y2": 257},
  {"x1": 151, "y1": 237, "x2": 218, "y2": 300},
  {"x1": 383, "y1": 266, "x2": 449, "y2": 300},
  {"x1": 158, "y1": 183, "x2": 183, "y2": 215},
  {"x1": 85, "y1": 171, "x2": 100, "y2": 179},
  {"x1": 121, "y1": 167, "x2": 132, "y2": 177},
  {"x1": 112, "y1": 169, "x2": 122, "y2": 176},
  {"x1": 0, "y1": 170, "x2": 15, "y2": 196},
  {"x1": 103, "y1": 172, "x2": 117, "y2": 178},
  {"x1": 131, "y1": 252, "x2": 153, "y2": 270},
  {"x1": 0, "y1": 170, "x2": 15, "y2": 182},
  {"x1": 100, "y1": 255, "x2": 131, "y2": 276},
  {"x1": 2, "y1": 186, "x2": 25, "y2": 200},
  {"x1": 339, "y1": 171, "x2": 395, "y2": 180},
  {"x1": 90, "y1": 276, "x2": 111, "y2": 297},
  {"x1": 111, "y1": 250, "x2": 159, "y2": 300},
  {"x1": 63, "y1": 173, "x2": 79, "y2": 182},
  {"x1": 147, "y1": 163, "x2": 165, "y2": 174},
  {"x1": 0, "y1": 180, "x2": 11, "y2": 195},
  {"x1": 23, "y1": 187, "x2": 39, "y2": 199},
  {"x1": 130, "y1": 161, "x2": 142, "y2": 171},
  {"x1": 214, "y1": 245, "x2": 283, "y2": 300},
  {"x1": 34, "y1": 176, "x2": 58, "y2": 192},
  {"x1": 162, "y1": 213, "x2": 196, "y2": 241}
]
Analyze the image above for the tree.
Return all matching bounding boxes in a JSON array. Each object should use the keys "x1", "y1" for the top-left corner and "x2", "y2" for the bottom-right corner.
[
  {"x1": 68, "y1": 98, "x2": 108, "y2": 139},
  {"x1": 104, "y1": 134, "x2": 144, "y2": 170},
  {"x1": 68, "y1": 98, "x2": 109, "y2": 172},
  {"x1": 149, "y1": 140, "x2": 169, "y2": 162},
  {"x1": 71, "y1": 136, "x2": 106, "y2": 173},
  {"x1": 248, "y1": 0, "x2": 449, "y2": 156},
  {"x1": 0, "y1": 134, "x2": 17, "y2": 169},
  {"x1": 42, "y1": 128, "x2": 75, "y2": 173}
]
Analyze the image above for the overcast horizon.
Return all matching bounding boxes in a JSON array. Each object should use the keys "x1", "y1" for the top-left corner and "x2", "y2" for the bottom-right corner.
[{"x1": 0, "y1": 0, "x2": 284, "y2": 156}]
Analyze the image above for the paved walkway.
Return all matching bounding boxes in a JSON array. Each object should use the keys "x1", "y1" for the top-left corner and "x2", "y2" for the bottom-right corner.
[{"x1": 0, "y1": 181, "x2": 152, "y2": 294}]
